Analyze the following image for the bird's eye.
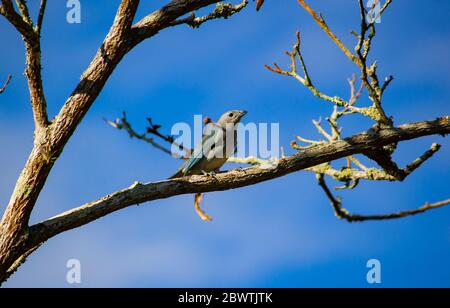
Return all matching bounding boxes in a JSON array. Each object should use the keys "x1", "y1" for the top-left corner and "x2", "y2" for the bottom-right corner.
[{"x1": 228, "y1": 113, "x2": 234, "y2": 117}]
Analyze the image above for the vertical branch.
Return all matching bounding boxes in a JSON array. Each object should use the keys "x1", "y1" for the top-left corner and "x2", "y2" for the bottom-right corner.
[
  {"x1": 35, "y1": 0, "x2": 47, "y2": 34},
  {"x1": 1, "y1": 0, "x2": 49, "y2": 128}
]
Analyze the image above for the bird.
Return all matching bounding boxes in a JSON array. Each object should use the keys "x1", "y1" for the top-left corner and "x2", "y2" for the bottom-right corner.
[
  {"x1": 169, "y1": 110, "x2": 247, "y2": 179},
  {"x1": 255, "y1": 0, "x2": 265, "y2": 11},
  {"x1": 169, "y1": 110, "x2": 247, "y2": 221}
]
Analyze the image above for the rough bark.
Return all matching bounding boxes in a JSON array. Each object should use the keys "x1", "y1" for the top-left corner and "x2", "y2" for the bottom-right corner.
[{"x1": 12, "y1": 117, "x2": 449, "y2": 264}]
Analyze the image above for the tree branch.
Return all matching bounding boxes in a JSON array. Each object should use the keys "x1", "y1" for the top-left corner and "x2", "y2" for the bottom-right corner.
[
  {"x1": 28, "y1": 117, "x2": 450, "y2": 245},
  {"x1": 169, "y1": 0, "x2": 248, "y2": 28},
  {"x1": 14, "y1": 0, "x2": 32, "y2": 25},
  {"x1": 296, "y1": 0, "x2": 361, "y2": 67},
  {"x1": 0, "y1": 74, "x2": 11, "y2": 94},
  {"x1": 0, "y1": 0, "x2": 35, "y2": 41},
  {"x1": 1, "y1": 1, "x2": 243, "y2": 282},
  {"x1": 0, "y1": 0, "x2": 49, "y2": 128},
  {"x1": 104, "y1": 112, "x2": 177, "y2": 157},
  {"x1": 35, "y1": 0, "x2": 47, "y2": 34},
  {"x1": 52, "y1": 0, "x2": 229, "y2": 151},
  {"x1": 131, "y1": 0, "x2": 227, "y2": 42}
]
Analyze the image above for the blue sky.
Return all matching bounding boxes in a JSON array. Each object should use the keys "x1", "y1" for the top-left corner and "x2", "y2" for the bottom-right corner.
[{"x1": 1, "y1": 0, "x2": 449, "y2": 287}]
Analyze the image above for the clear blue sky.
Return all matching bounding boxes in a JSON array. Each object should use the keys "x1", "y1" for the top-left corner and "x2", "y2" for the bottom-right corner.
[{"x1": 1, "y1": 1, "x2": 449, "y2": 287}]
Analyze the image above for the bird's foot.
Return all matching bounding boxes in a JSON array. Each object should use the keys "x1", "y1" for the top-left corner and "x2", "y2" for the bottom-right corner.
[
  {"x1": 238, "y1": 167, "x2": 247, "y2": 174},
  {"x1": 194, "y1": 193, "x2": 212, "y2": 222},
  {"x1": 202, "y1": 170, "x2": 218, "y2": 180}
]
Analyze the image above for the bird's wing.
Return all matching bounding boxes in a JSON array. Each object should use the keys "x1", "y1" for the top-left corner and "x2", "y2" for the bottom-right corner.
[{"x1": 181, "y1": 125, "x2": 222, "y2": 175}]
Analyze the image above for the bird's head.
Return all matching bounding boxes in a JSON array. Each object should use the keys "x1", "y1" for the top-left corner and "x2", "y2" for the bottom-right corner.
[{"x1": 217, "y1": 110, "x2": 247, "y2": 127}]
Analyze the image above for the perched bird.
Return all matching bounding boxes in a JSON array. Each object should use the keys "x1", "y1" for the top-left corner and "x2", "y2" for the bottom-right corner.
[
  {"x1": 169, "y1": 110, "x2": 247, "y2": 221},
  {"x1": 170, "y1": 110, "x2": 247, "y2": 179},
  {"x1": 255, "y1": 0, "x2": 265, "y2": 11}
]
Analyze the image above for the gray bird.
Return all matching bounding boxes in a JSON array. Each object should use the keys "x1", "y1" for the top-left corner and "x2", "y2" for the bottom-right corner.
[{"x1": 170, "y1": 110, "x2": 247, "y2": 179}]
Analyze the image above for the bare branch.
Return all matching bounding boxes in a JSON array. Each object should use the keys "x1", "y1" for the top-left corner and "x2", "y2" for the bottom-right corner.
[
  {"x1": 265, "y1": 32, "x2": 378, "y2": 120},
  {"x1": 35, "y1": 0, "x2": 47, "y2": 34},
  {"x1": 27, "y1": 117, "x2": 450, "y2": 245},
  {"x1": 1, "y1": 1, "x2": 241, "y2": 280},
  {"x1": 14, "y1": 0, "x2": 32, "y2": 25},
  {"x1": 380, "y1": 0, "x2": 393, "y2": 16},
  {"x1": 308, "y1": 163, "x2": 396, "y2": 182},
  {"x1": 0, "y1": 0, "x2": 35, "y2": 41},
  {"x1": 0, "y1": 0, "x2": 447, "y2": 286},
  {"x1": 404, "y1": 143, "x2": 441, "y2": 175},
  {"x1": 354, "y1": 0, "x2": 393, "y2": 125},
  {"x1": 104, "y1": 112, "x2": 179, "y2": 158},
  {"x1": 296, "y1": 0, "x2": 361, "y2": 67},
  {"x1": 1, "y1": 1, "x2": 48, "y2": 128},
  {"x1": 4, "y1": 244, "x2": 41, "y2": 282},
  {"x1": 255, "y1": 0, "x2": 264, "y2": 11},
  {"x1": 105, "y1": 113, "x2": 274, "y2": 167}
]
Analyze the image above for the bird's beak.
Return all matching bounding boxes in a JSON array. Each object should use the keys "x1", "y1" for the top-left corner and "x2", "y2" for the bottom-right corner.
[{"x1": 239, "y1": 110, "x2": 248, "y2": 118}]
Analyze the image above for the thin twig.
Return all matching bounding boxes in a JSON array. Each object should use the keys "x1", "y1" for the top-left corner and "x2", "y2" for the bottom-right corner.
[
  {"x1": 14, "y1": 0, "x2": 32, "y2": 25},
  {"x1": 296, "y1": 0, "x2": 360, "y2": 67},
  {"x1": 0, "y1": 74, "x2": 12, "y2": 94},
  {"x1": 35, "y1": 0, "x2": 47, "y2": 34},
  {"x1": 317, "y1": 173, "x2": 450, "y2": 222}
]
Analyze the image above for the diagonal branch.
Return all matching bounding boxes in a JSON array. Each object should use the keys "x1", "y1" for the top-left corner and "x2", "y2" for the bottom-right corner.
[
  {"x1": 317, "y1": 173, "x2": 449, "y2": 222},
  {"x1": 28, "y1": 117, "x2": 450, "y2": 245},
  {"x1": 0, "y1": 0, "x2": 35, "y2": 41},
  {"x1": 0, "y1": 74, "x2": 12, "y2": 94},
  {"x1": 170, "y1": 0, "x2": 248, "y2": 28},
  {"x1": 365, "y1": 143, "x2": 441, "y2": 181},
  {"x1": 296, "y1": 0, "x2": 361, "y2": 67},
  {"x1": 104, "y1": 113, "x2": 177, "y2": 157},
  {"x1": 1, "y1": 1, "x2": 240, "y2": 275}
]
